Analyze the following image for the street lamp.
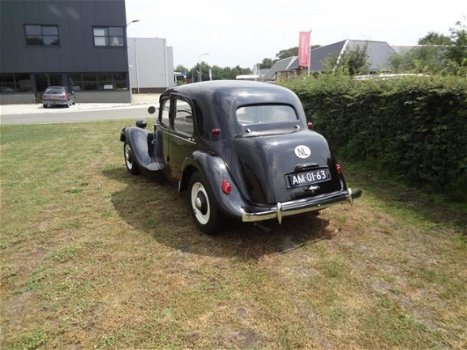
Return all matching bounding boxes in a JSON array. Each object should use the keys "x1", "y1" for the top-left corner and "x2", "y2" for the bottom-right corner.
[
  {"x1": 126, "y1": 19, "x2": 140, "y2": 94},
  {"x1": 198, "y1": 52, "x2": 209, "y2": 82},
  {"x1": 126, "y1": 19, "x2": 140, "y2": 26}
]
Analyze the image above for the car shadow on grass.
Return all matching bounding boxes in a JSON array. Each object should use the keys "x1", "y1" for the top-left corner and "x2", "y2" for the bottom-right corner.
[{"x1": 103, "y1": 167, "x2": 335, "y2": 260}]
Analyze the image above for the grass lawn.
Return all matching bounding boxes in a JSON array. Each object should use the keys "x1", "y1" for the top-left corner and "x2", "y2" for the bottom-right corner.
[{"x1": 1, "y1": 120, "x2": 466, "y2": 349}]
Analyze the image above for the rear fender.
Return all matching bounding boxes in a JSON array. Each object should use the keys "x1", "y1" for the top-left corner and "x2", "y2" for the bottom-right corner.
[{"x1": 180, "y1": 151, "x2": 246, "y2": 220}]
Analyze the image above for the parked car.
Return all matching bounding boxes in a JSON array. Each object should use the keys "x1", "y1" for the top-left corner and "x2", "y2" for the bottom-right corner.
[
  {"x1": 42, "y1": 86, "x2": 75, "y2": 108},
  {"x1": 120, "y1": 81, "x2": 362, "y2": 234}
]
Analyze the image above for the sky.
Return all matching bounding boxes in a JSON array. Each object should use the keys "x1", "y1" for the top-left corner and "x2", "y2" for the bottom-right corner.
[{"x1": 125, "y1": 0, "x2": 466, "y2": 69}]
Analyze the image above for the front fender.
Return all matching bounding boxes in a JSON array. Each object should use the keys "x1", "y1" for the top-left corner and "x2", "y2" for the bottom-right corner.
[
  {"x1": 181, "y1": 151, "x2": 247, "y2": 220},
  {"x1": 122, "y1": 126, "x2": 153, "y2": 170}
]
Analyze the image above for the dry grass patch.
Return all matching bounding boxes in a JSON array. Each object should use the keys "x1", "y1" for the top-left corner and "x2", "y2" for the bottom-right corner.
[{"x1": 1, "y1": 121, "x2": 466, "y2": 349}]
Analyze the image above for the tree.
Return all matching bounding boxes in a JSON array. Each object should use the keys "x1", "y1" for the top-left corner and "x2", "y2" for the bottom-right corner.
[
  {"x1": 275, "y1": 45, "x2": 321, "y2": 60},
  {"x1": 390, "y1": 46, "x2": 445, "y2": 74},
  {"x1": 276, "y1": 47, "x2": 298, "y2": 59},
  {"x1": 175, "y1": 65, "x2": 189, "y2": 73},
  {"x1": 390, "y1": 20, "x2": 466, "y2": 75},
  {"x1": 196, "y1": 61, "x2": 211, "y2": 81},
  {"x1": 418, "y1": 32, "x2": 451, "y2": 45},
  {"x1": 335, "y1": 45, "x2": 370, "y2": 75},
  {"x1": 445, "y1": 21, "x2": 467, "y2": 69},
  {"x1": 259, "y1": 58, "x2": 274, "y2": 69}
]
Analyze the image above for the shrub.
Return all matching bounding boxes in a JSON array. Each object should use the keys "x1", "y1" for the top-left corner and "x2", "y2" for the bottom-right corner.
[{"x1": 283, "y1": 75, "x2": 467, "y2": 201}]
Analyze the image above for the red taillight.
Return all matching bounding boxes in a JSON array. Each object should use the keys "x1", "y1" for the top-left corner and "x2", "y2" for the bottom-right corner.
[
  {"x1": 336, "y1": 163, "x2": 342, "y2": 174},
  {"x1": 307, "y1": 122, "x2": 313, "y2": 130},
  {"x1": 221, "y1": 180, "x2": 232, "y2": 194},
  {"x1": 211, "y1": 128, "x2": 221, "y2": 136}
]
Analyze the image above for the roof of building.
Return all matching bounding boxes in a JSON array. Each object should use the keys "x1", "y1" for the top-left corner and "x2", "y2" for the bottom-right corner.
[
  {"x1": 347, "y1": 40, "x2": 396, "y2": 71},
  {"x1": 263, "y1": 56, "x2": 298, "y2": 80},
  {"x1": 305, "y1": 40, "x2": 396, "y2": 72},
  {"x1": 307, "y1": 40, "x2": 347, "y2": 72}
]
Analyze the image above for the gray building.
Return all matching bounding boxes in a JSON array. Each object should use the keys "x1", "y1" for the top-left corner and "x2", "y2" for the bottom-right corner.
[
  {"x1": 0, "y1": 0, "x2": 131, "y2": 104},
  {"x1": 127, "y1": 38, "x2": 175, "y2": 93}
]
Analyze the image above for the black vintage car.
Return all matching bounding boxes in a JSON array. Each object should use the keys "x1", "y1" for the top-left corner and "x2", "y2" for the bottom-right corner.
[{"x1": 120, "y1": 81, "x2": 362, "y2": 234}]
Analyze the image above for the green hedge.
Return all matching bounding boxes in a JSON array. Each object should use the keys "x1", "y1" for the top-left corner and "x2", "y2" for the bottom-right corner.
[{"x1": 282, "y1": 75, "x2": 467, "y2": 201}]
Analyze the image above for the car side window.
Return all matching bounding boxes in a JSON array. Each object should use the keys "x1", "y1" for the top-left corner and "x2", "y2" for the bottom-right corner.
[
  {"x1": 173, "y1": 99, "x2": 194, "y2": 136},
  {"x1": 159, "y1": 98, "x2": 170, "y2": 127}
]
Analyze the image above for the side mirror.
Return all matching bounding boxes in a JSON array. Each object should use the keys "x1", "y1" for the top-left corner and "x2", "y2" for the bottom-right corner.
[{"x1": 148, "y1": 106, "x2": 156, "y2": 114}]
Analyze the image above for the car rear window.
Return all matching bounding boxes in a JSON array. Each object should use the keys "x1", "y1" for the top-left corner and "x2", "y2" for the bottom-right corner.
[
  {"x1": 236, "y1": 105, "x2": 297, "y2": 125},
  {"x1": 45, "y1": 88, "x2": 64, "y2": 94}
]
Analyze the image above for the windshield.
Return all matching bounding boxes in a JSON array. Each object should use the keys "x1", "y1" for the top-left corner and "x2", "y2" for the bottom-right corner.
[{"x1": 236, "y1": 105, "x2": 297, "y2": 125}]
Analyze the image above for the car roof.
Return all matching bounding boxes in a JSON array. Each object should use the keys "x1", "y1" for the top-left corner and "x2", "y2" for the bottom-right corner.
[
  {"x1": 164, "y1": 80, "x2": 299, "y2": 107},
  {"x1": 161, "y1": 80, "x2": 307, "y2": 136}
]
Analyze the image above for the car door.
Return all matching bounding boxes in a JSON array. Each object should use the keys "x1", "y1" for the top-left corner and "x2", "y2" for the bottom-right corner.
[
  {"x1": 166, "y1": 96, "x2": 197, "y2": 182},
  {"x1": 157, "y1": 96, "x2": 171, "y2": 173}
]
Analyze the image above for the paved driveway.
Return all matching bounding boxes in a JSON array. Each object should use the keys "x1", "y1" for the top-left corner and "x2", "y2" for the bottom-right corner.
[{"x1": 1, "y1": 93, "x2": 160, "y2": 125}]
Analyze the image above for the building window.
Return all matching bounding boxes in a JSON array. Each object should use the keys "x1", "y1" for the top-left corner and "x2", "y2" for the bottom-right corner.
[
  {"x1": 93, "y1": 27, "x2": 124, "y2": 47},
  {"x1": 0, "y1": 74, "x2": 33, "y2": 92},
  {"x1": 25, "y1": 25, "x2": 59, "y2": 46},
  {"x1": 68, "y1": 72, "x2": 128, "y2": 91}
]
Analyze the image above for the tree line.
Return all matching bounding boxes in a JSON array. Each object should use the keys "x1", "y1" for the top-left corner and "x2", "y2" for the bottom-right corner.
[{"x1": 174, "y1": 46, "x2": 322, "y2": 82}]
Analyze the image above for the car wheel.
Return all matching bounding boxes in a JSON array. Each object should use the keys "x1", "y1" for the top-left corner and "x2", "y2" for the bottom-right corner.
[
  {"x1": 189, "y1": 171, "x2": 225, "y2": 234},
  {"x1": 43, "y1": 104, "x2": 47, "y2": 108},
  {"x1": 124, "y1": 141, "x2": 140, "y2": 175}
]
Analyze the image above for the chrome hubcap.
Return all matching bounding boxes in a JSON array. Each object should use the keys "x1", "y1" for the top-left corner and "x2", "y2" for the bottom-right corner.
[
  {"x1": 195, "y1": 197, "x2": 202, "y2": 210},
  {"x1": 191, "y1": 182, "x2": 210, "y2": 225},
  {"x1": 195, "y1": 192, "x2": 208, "y2": 214}
]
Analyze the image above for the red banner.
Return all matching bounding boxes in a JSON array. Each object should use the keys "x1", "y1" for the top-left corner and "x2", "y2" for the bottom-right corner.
[{"x1": 298, "y1": 31, "x2": 311, "y2": 68}]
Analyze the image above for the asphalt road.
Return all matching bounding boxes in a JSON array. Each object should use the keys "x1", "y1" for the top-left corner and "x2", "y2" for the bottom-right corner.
[{"x1": 0, "y1": 106, "x2": 152, "y2": 125}]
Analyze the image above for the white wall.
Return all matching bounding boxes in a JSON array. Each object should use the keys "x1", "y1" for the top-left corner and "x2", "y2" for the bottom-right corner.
[
  {"x1": 127, "y1": 38, "x2": 174, "y2": 91},
  {"x1": 166, "y1": 46, "x2": 175, "y2": 88}
]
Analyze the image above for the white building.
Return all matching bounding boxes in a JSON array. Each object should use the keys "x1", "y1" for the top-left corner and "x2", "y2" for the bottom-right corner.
[{"x1": 127, "y1": 38, "x2": 175, "y2": 93}]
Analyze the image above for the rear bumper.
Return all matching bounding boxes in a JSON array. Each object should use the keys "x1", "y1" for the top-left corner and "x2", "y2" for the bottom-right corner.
[
  {"x1": 42, "y1": 99, "x2": 69, "y2": 106},
  {"x1": 241, "y1": 188, "x2": 362, "y2": 223}
]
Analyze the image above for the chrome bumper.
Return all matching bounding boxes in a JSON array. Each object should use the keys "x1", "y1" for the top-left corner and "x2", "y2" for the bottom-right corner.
[{"x1": 241, "y1": 188, "x2": 362, "y2": 224}]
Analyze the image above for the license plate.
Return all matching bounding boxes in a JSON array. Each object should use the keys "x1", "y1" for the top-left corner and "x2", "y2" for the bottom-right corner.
[{"x1": 287, "y1": 168, "x2": 331, "y2": 188}]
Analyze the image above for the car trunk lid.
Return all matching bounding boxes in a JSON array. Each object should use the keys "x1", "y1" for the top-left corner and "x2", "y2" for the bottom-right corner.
[{"x1": 233, "y1": 130, "x2": 343, "y2": 204}]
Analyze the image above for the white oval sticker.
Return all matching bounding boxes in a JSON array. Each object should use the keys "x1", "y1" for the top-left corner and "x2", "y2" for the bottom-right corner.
[{"x1": 294, "y1": 145, "x2": 311, "y2": 159}]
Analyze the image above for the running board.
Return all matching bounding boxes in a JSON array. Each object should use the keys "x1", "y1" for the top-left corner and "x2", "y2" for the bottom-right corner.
[{"x1": 146, "y1": 161, "x2": 164, "y2": 172}]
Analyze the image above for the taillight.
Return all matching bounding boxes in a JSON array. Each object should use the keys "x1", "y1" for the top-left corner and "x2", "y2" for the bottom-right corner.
[
  {"x1": 221, "y1": 180, "x2": 232, "y2": 194},
  {"x1": 307, "y1": 122, "x2": 313, "y2": 130},
  {"x1": 336, "y1": 163, "x2": 342, "y2": 174},
  {"x1": 211, "y1": 128, "x2": 221, "y2": 136}
]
